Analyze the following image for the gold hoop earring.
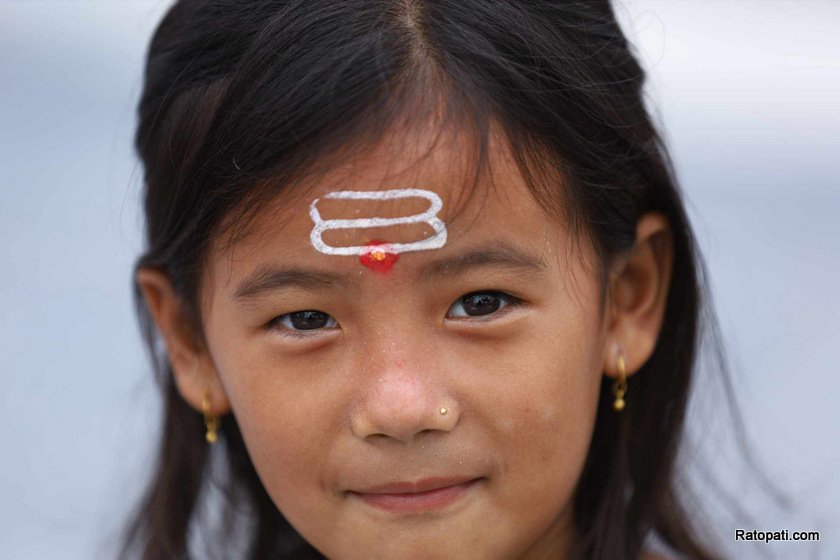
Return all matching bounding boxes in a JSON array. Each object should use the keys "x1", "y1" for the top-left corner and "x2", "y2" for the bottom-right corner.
[
  {"x1": 201, "y1": 388, "x2": 220, "y2": 444},
  {"x1": 612, "y1": 351, "x2": 628, "y2": 411}
]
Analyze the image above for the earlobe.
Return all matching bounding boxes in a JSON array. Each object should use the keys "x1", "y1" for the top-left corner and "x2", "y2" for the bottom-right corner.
[
  {"x1": 135, "y1": 267, "x2": 231, "y2": 415},
  {"x1": 603, "y1": 212, "x2": 674, "y2": 378}
]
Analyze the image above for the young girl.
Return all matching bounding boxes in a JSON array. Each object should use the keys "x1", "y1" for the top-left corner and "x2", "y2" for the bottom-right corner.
[{"x1": 123, "y1": 1, "x2": 724, "y2": 558}]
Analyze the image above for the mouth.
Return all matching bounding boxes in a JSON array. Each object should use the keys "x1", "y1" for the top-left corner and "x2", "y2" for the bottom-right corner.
[{"x1": 346, "y1": 477, "x2": 484, "y2": 513}]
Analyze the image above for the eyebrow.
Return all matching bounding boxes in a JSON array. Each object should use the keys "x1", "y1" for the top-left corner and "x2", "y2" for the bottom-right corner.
[
  {"x1": 417, "y1": 242, "x2": 547, "y2": 281},
  {"x1": 232, "y1": 240, "x2": 547, "y2": 302}
]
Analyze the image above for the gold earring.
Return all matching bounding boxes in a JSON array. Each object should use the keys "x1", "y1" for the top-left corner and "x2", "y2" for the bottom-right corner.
[
  {"x1": 612, "y1": 351, "x2": 628, "y2": 411},
  {"x1": 201, "y1": 388, "x2": 220, "y2": 444}
]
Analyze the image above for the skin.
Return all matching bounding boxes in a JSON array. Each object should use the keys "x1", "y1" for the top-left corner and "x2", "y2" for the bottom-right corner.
[{"x1": 138, "y1": 122, "x2": 673, "y2": 559}]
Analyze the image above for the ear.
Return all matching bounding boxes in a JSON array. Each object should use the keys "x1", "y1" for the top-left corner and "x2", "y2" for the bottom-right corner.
[
  {"x1": 136, "y1": 267, "x2": 231, "y2": 416},
  {"x1": 603, "y1": 212, "x2": 674, "y2": 378}
]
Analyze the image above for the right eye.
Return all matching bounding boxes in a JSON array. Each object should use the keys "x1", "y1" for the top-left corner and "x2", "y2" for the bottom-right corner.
[
  {"x1": 269, "y1": 310, "x2": 338, "y2": 334},
  {"x1": 446, "y1": 290, "x2": 521, "y2": 319}
]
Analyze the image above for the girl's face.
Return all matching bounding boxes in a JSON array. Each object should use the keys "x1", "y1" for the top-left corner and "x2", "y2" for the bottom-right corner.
[{"x1": 196, "y1": 126, "x2": 614, "y2": 559}]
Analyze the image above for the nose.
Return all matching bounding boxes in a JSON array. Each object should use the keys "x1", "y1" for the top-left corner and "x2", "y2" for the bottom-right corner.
[{"x1": 350, "y1": 367, "x2": 460, "y2": 443}]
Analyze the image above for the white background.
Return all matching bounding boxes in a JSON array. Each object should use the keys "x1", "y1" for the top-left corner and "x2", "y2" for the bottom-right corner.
[{"x1": 1, "y1": 1, "x2": 837, "y2": 558}]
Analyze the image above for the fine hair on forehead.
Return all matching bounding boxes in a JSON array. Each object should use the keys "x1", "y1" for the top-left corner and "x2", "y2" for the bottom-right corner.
[
  {"x1": 213, "y1": 97, "x2": 565, "y2": 258},
  {"x1": 127, "y1": 1, "x2": 739, "y2": 559},
  {"x1": 199, "y1": 46, "x2": 582, "y2": 298}
]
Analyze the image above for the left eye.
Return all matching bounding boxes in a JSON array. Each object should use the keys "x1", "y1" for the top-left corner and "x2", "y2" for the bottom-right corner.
[
  {"x1": 447, "y1": 291, "x2": 520, "y2": 319},
  {"x1": 270, "y1": 310, "x2": 338, "y2": 333}
]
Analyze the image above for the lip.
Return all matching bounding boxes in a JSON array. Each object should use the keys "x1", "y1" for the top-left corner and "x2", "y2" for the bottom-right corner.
[{"x1": 347, "y1": 477, "x2": 483, "y2": 513}]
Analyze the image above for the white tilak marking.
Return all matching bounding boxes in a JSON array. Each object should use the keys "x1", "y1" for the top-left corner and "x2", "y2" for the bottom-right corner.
[{"x1": 309, "y1": 188, "x2": 448, "y2": 256}]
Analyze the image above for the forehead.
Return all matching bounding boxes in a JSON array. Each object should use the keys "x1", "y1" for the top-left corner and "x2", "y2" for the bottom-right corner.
[{"x1": 206, "y1": 123, "x2": 566, "y2": 292}]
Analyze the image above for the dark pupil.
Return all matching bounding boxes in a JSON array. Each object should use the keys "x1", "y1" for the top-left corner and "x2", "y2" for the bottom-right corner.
[
  {"x1": 290, "y1": 310, "x2": 329, "y2": 330},
  {"x1": 462, "y1": 292, "x2": 501, "y2": 316}
]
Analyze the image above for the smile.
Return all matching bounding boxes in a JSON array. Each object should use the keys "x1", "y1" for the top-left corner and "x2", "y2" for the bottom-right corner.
[{"x1": 347, "y1": 477, "x2": 484, "y2": 513}]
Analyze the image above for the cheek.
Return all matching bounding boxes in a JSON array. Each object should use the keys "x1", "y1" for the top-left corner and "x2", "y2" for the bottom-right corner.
[
  {"x1": 480, "y1": 322, "x2": 603, "y2": 531},
  {"x1": 499, "y1": 381, "x2": 597, "y2": 474},
  {"x1": 211, "y1": 343, "x2": 340, "y2": 524},
  {"x1": 497, "y1": 367, "x2": 599, "y2": 472}
]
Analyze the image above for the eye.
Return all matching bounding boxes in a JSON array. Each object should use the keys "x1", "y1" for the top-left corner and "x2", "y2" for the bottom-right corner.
[
  {"x1": 269, "y1": 310, "x2": 338, "y2": 334},
  {"x1": 447, "y1": 291, "x2": 521, "y2": 319}
]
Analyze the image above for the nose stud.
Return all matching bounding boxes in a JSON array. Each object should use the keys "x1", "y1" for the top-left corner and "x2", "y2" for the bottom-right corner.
[{"x1": 439, "y1": 407, "x2": 448, "y2": 415}]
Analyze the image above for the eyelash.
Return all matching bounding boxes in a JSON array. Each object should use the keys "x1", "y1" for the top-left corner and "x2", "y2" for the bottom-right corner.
[
  {"x1": 267, "y1": 310, "x2": 338, "y2": 338},
  {"x1": 267, "y1": 290, "x2": 522, "y2": 337},
  {"x1": 446, "y1": 291, "x2": 522, "y2": 321}
]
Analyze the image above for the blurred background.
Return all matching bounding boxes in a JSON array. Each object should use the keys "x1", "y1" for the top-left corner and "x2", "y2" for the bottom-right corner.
[{"x1": 1, "y1": 1, "x2": 837, "y2": 558}]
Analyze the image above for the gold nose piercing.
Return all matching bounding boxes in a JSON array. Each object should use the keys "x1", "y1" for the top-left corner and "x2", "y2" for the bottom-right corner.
[{"x1": 439, "y1": 407, "x2": 448, "y2": 415}]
